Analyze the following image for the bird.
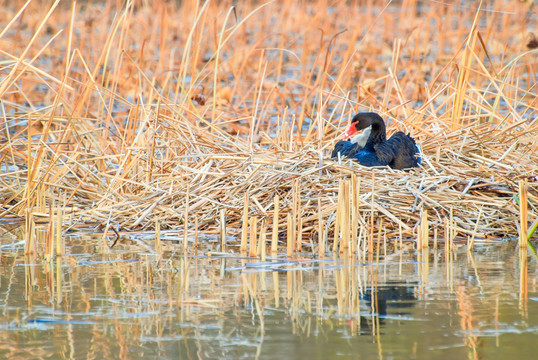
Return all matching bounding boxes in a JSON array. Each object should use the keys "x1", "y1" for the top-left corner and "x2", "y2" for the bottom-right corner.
[{"x1": 332, "y1": 112, "x2": 421, "y2": 170}]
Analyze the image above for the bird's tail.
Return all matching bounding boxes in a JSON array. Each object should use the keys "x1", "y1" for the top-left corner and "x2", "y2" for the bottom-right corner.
[
  {"x1": 414, "y1": 143, "x2": 422, "y2": 164},
  {"x1": 407, "y1": 133, "x2": 422, "y2": 165}
]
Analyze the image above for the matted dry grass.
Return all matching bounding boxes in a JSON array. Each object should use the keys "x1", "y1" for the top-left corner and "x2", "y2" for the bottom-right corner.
[{"x1": 0, "y1": 0, "x2": 537, "y2": 252}]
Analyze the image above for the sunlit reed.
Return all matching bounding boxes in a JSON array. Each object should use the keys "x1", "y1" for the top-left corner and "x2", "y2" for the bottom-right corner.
[{"x1": 0, "y1": 0, "x2": 535, "y2": 258}]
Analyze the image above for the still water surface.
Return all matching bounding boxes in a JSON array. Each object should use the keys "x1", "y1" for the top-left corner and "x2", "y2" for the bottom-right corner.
[{"x1": 0, "y1": 233, "x2": 536, "y2": 359}]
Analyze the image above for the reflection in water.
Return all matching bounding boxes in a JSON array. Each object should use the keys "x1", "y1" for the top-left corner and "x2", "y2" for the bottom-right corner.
[
  {"x1": 0, "y1": 233, "x2": 536, "y2": 359},
  {"x1": 362, "y1": 282, "x2": 417, "y2": 317}
]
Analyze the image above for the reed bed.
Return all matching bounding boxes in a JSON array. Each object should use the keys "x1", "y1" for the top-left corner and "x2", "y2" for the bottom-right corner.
[{"x1": 0, "y1": 0, "x2": 537, "y2": 252}]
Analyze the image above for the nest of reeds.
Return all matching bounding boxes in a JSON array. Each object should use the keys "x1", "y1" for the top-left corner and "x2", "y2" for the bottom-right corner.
[{"x1": 0, "y1": 0, "x2": 537, "y2": 248}]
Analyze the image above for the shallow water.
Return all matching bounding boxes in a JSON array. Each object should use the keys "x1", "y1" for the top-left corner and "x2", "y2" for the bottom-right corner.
[{"x1": 0, "y1": 232, "x2": 536, "y2": 359}]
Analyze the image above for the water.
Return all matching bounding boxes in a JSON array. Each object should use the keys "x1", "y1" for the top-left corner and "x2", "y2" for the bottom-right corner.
[{"x1": 0, "y1": 232, "x2": 536, "y2": 359}]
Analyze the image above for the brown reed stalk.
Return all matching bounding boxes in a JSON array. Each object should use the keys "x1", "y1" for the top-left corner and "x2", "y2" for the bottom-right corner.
[
  {"x1": 295, "y1": 180, "x2": 302, "y2": 252},
  {"x1": 317, "y1": 198, "x2": 324, "y2": 257},
  {"x1": 340, "y1": 180, "x2": 350, "y2": 253},
  {"x1": 468, "y1": 205, "x2": 483, "y2": 251},
  {"x1": 24, "y1": 210, "x2": 35, "y2": 255},
  {"x1": 518, "y1": 180, "x2": 529, "y2": 248},
  {"x1": 241, "y1": 192, "x2": 249, "y2": 254},
  {"x1": 55, "y1": 194, "x2": 64, "y2": 256},
  {"x1": 417, "y1": 211, "x2": 423, "y2": 250},
  {"x1": 45, "y1": 203, "x2": 54, "y2": 261},
  {"x1": 444, "y1": 217, "x2": 450, "y2": 254},
  {"x1": 271, "y1": 195, "x2": 279, "y2": 254},
  {"x1": 368, "y1": 173, "x2": 375, "y2": 261},
  {"x1": 449, "y1": 208, "x2": 455, "y2": 251},
  {"x1": 451, "y1": 0, "x2": 483, "y2": 129},
  {"x1": 420, "y1": 209, "x2": 429, "y2": 250},
  {"x1": 351, "y1": 175, "x2": 359, "y2": 253},
  {"x1": 183, "y1": 185, "x2": 190, "y2": 253},
  {"x1": 376, "y1": 218, "x2": 383, "y2": 264},
  {"x1": 296, "y1": 214, "x2": 303, "y2": 253},
  {"x1": 0, "y1": 0, "x2": 61, "y2": 98},
  {"x1": 194, "y1": 215, "x2": 199, "y2": 249},
  {"x1": 286, "y1": 213, "x2": 292, "y2": 257},
  {"x1": 290, "y1": 212, "x2": 296, "y2": 254},
  {"x1": 155, "y1": 219, "x2": 162, "y2": 254},
  {"x1": 383, "y1": 229, "x2": 387, "y2": 258},
  {"x1": 260, "y1": 223, "x2": 267, "y2": 262},
  {"x1": 333, "y1": 180, "x2": 345, "y2": 254},
  {"x1": 519, "y1": 247, "x2": 528, "y2": 307},
  {"x1": 220, "y1": 209, "x2": 226, "y2": 252},
  {"x1": 249, "y1": 216, "x2": 258, "y2": 258}
]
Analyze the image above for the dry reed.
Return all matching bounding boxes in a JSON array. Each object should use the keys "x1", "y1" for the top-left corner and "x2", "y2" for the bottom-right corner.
[{"x1": 0, "y1": 0, "x2": 536, "y2": 254}]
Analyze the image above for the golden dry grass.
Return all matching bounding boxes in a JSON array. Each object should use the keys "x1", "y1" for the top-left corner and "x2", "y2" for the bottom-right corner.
[{"x1": 0, "y1": 0, "x2": 537, "y2": 253}]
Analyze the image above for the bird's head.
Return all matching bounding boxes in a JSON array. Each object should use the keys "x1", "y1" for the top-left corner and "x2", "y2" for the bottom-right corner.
[{"x1": 344, "y1": 112, "x2": 383, "y2": 138}]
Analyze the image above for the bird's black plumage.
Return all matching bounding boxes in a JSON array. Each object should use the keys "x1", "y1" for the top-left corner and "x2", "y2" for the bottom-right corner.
[
  {"x1": 332, "y1": 112, "x2": 421, "y2": 170},
  {"x1": 331, "y1": 140, "x2": 362, "y2": 158}
]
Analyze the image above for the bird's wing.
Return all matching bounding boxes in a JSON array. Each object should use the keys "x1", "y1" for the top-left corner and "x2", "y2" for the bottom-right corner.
[
  {"x1": 376, "y1": 132, "x2": 420, "y2": 169},
  {"x1": 331, "y1": 140, "x2": 362, "y2": 158},
  {"x1": 354, "y1": 150, "x2": 391, "y2": 167},
  {"x1": 372, "y1": 134, "x2": 403, "y2": 164}
]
